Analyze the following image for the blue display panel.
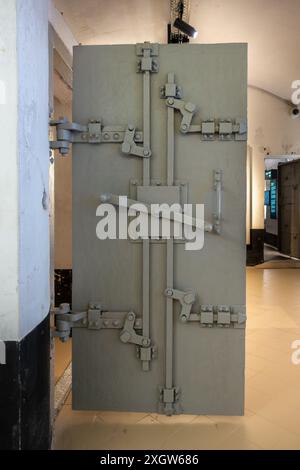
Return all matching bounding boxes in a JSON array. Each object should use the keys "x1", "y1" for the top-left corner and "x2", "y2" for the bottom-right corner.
[
  {"x1": 264, "y1": 190, "x2": 270, "y2": 206},
  {"x1": 270, "y1": 180, "x2": 277, "y2": 219}
]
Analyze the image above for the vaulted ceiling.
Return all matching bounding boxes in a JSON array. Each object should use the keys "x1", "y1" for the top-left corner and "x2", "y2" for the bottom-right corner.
[{"x1": 54, "y1": 0, "x2": 300, "y2": 100}]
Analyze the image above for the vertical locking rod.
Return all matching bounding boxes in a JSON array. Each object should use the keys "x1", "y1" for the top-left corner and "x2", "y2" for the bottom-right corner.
[
  {"x1": 165, "y1": 73, "x2": 175, "y2": 414},
  {"x1": 142, "y1": 47, "x2": 151, "y2": 371}
]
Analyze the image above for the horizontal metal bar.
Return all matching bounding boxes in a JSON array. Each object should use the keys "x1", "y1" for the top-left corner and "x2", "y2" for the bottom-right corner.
[{"x1": 73, "y1": 129, "x2": 144, "y2": 144}]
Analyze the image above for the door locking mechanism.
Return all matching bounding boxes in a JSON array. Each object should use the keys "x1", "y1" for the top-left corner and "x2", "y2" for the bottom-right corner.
[
  {"x1": 161, "y1": 74, "x2": 247, "y2": 140},
  {"x1": 121, "y1": 125, "x2": 151, "y2": 158},
  {"x1": 120, "y1": 312, "x2": 157, "y2": 364},
  {"x1": 165, "y1": 98, "x2": 196, "y2": 134},
  {"x1": 164, "y1": 288, "x2": 196, "y2": 322},
  {"x1": 54, "y1": 303, "x2": 156, "y2": 366},
  {"x1": 120, "y1": 311, "x2": 151, "y2": 347}
]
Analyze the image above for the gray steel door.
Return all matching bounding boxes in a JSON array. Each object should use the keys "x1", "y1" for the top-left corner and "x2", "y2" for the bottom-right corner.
[{"x1": 72, "y1": 43, "x2": 247, "y2": 415}]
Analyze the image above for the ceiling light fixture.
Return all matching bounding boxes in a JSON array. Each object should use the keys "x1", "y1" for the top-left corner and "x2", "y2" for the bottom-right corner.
[{"x1": 173, "y1": 17, "x2": 198, "y2": 39}]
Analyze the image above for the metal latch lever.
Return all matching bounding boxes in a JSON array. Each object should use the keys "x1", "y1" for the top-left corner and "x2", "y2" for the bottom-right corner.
[
  {"x1": 120, "y1": 312, "x2": 151, "y2": 347},
  {"x1": 164, "y1": 288, "x2": 196, "y2": 322}
]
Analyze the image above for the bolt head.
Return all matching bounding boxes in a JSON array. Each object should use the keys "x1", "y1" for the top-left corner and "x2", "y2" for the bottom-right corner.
[
  {"x1": 59, "y1": 303, "x2": 70, "y2": 314},
  {"x1": 167, "y1": 98, "x2": 174, "y2": 105}
]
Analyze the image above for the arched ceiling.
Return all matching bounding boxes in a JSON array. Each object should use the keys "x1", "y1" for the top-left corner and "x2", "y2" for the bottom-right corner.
[{"x1": 54, "y1": 0, "x2": 300, "y2": 100}]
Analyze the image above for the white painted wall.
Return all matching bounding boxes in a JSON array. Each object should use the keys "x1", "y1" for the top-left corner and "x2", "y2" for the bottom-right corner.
[
  {"x1": 48, "y1": 0, "x2": 77, "y2": 57},
  {"x1": 17, "y1": 0, "x2": 50, "y2": 338},
  {"x1": 0, "y1": 0, "x2": 19, "y2": 340},
  {"x1": 0, "y1": 0, "x2": 50, "y2": 341}
]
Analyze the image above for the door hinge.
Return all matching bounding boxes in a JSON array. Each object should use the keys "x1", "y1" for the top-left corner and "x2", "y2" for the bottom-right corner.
[
  {"x1": 50, "y1": 118, "x2": 144, "y2": 156},
  {"x1": 53, "y1": 302, "x2": 156, "y2": 367}
]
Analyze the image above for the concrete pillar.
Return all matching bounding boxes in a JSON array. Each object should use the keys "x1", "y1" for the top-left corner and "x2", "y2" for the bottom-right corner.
[{"x1": 0, "y1": 0, "x2": 51, "y2": 449}]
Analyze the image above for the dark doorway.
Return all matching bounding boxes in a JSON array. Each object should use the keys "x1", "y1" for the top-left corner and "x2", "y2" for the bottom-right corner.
[{"x1": 278, "y1": 159, "x2": 300, "y2": 258}]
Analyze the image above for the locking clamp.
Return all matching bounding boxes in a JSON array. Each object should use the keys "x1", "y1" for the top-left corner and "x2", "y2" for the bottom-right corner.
[
  {"x1": 122, "y1": 125, "x2": 151, "y2": 158},
  {"x1": 164, "y1": 288, "x2": 196, "y2": 322}
]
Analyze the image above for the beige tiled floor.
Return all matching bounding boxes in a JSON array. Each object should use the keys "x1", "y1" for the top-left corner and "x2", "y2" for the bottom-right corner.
[{"x1": 54, "y1": 268, "x2": 300, "y2": 450}]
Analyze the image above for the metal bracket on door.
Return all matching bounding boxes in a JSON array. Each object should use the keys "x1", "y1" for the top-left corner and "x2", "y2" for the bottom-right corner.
[
  {"x1": 189, "y1": 305, "x2": 247, "y2": 328},
  {"x1": 188, "y1": 118, "x2": 247, "y2": 141},
  {"x1": 159, "y1": 387, "x2": 181, "y2": 416},
  {"x1": 136, "y1": 42, "x2": 159, "y2": 73},
  {"x1": 164, "y1": 288, "x2": 196, "y2": 322},
  {"x1": 213, "y1": 170, "x2": 222, "y2": 234},
  {"x1": 50, "y1": 118, "x2": 144, "y2": 156}
]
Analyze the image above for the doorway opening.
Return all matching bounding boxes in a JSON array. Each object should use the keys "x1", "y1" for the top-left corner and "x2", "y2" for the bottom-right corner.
[
  {"x1": 262, "y1": 155, "x2": 300, "y2": 268},
  {"x1": 49, "y1": 25, "x2": 73, "y2": 416}
]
